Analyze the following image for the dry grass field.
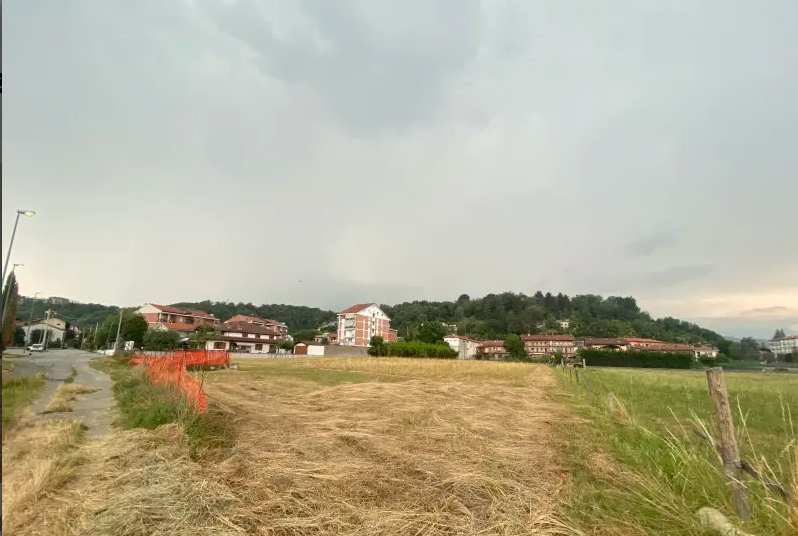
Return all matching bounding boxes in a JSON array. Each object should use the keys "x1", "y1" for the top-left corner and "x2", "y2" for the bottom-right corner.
[
  {"x1": 9, "y1": 357, "x2": 791, "y2": 535},
  {"x1": 2, "y1": 357, "x2": 583, "y2": 536}
]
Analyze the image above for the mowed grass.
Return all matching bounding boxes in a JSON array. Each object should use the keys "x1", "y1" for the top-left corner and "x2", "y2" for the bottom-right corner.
[{"x1": 556, "y1": 367, "x2": 798, "y2": 535}]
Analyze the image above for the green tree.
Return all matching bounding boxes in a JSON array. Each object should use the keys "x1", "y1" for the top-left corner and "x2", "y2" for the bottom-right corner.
[
  {"x1": 504, "y1": 334, "x2": 526, "y2": 358},
  {"x1": 29, "y1": 329, "x2": 44, "y2": 344},
  {"x1": 292, "y1": 329, "x2": 320, "y2": 342},
  {"x1": 187, "y1": 324, "x2": 220, "y2": 349},
  {"x1": 2, "y1": 272, "x2": 20, "y2": 349},
  {"x1": 14, "y1": 327, "x2": 26, "y2": 346},
  {"x1": 416, "y1": 322, "x2": 446, "y2": 344},
  {"x1": 123, "y1": 313, "x2": 149, "y2": 347},
  {"x1": 143, "y1": 330, "x2": 181, "y2": 350},
  {"x1": 772, "y1": 329, "x2": 786, "y2": 340},
  {"x1": 739, "y1": 337, "x2": 761, "y2": 360}
]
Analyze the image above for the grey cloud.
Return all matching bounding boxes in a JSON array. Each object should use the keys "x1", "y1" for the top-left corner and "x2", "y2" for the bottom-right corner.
[
  {"x1": 627, "y1": 230, "x2": 678, "y2": 256},
  {"x1": 199, "y1": 0, "x2": 482, "y2": 132},
  {"x1": 2, "y1": 0, "x2": 797, "y2": 319}
]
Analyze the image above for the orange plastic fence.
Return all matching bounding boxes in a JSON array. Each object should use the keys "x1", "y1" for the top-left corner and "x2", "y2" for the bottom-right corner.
[{"x1": 129, "y1": 350, "x2": 230, "y2": 413}]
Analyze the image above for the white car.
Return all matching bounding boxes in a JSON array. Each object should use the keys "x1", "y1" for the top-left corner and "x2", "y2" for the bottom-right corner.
[{"x1": 27, "y1": 343, "x2": 45, "y2": 352}]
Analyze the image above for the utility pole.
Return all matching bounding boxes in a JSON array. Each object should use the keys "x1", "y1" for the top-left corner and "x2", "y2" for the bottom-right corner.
[
  {"x1": 42, "y1": 309, "x2": 51, "y2": 348},
  {"x1": 113, "y1": 308, "x2": 124, "y2": 354},
  {"x1": 25, "y1": 292, "x2": 41, "y2": 346}
]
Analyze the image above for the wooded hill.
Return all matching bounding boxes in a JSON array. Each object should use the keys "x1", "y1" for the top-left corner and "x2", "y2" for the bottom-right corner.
[{"x1": 16, "y1": 291, "x2": 724, "y2": 346}]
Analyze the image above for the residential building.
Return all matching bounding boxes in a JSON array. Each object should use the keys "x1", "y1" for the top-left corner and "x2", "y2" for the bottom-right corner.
[
  {"x1": 226, "y1": 314, "x2": 288, "y2": 337},
  {"x1": 205, "y1": 321, "x2": 282, "y2": 353},
  {"x1": 769, "y1": 335, "x2": 798, "y2": 356},
  {"x1": 625, "y1": 338, "x2": 665, "y2": 349},
  {"x1": 557, "y1": 319, "x2": 570, "y2": 330},
  {"x1": 337, "y1": 303, "x2": 397, "y2": 347},
  {"x1": 443, "y1": 334, "x2": 481, "y2": 359},
  {"x1": 582, "y1": 338, "x2": 631, "y2": 351},
  {"x1": 693, "y1": 346, "x2": 720, "y2": 359},
  {"x1": 313, "y1": 332, "x2": 338, "y2": 344},
  {"x1": 477, "y1": 340, "x2": 508, "y2": 359},
  {"x1": 21, "y1": 317, "x2": 69, "y2": 344},
  {"x1": 521, "y1": 334, "x2": 577, "y2": 357},
  {"x1": 137, "y1": 303, "x2": 221, "y2": 334}
]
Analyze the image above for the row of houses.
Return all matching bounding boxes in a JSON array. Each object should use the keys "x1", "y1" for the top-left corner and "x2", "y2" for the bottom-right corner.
[
  {"x1": 444, "y1": 334, "x2": 720, "y2": 360},
  {"x1": 769, "y1": 335, "x2": 798, "y2": 356},
  {"x1": 136, "y1": 304, "x2": 289, "y2": 353}
]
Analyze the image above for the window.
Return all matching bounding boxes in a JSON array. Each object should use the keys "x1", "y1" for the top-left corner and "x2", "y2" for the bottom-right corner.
[
  {"x1": 213, "y1": 341, "x2": 225, "y2": 350},
  {"x1": 255, "y1": 344, "x2": 263, "y2": 351}
]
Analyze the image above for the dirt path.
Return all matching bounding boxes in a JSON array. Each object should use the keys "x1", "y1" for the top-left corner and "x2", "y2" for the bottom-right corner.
[{"x1": 10, "y1": 349, "x2": 114, "y2": 439}]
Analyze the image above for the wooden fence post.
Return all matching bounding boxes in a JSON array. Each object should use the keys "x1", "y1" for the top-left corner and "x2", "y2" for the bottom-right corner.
[
  {"x1": 706, "y1": 367, "x2": 750, "y2": 522},
  {"x1": 582, "y1": 358, "x2": 586, "y2": 368},
  {"x1": 575, "y1": 368, "x2": 579, "y2": 384}
]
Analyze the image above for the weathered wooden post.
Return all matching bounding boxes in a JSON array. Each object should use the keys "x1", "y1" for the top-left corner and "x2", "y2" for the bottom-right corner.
[
  {"x1": 575, "y1": 368, "x2": 579, "y2": 384},
  {"x1": 706, "y1": 368, "x2": 750, "y2": 522}
]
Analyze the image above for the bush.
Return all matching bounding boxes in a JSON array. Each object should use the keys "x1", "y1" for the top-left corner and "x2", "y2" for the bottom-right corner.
[
  {"x1": 369, "y1": 340, "x2": 456, "y2": 359},
  {"x1": 578, "y1": 348, "x2": 694, "y2": 369}
]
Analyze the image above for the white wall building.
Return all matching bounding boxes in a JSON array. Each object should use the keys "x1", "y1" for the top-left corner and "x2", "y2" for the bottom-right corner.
[
  {"x1": 443, "y1": 335, "x2": 481, "y2": 359},
  {"x1": 769, "y1": 335, "x2": 798, "y2": 356},
  {"x1": 21, "y1": 317, "x2": 68, "y2": 344}
]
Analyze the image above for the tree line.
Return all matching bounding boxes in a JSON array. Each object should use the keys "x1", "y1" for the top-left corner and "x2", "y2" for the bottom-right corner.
[{"x1": 383, "y1": 292, "x2": 725, "y2": 345}]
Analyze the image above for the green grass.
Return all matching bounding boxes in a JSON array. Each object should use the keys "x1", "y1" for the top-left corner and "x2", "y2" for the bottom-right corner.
[
  {"x1": 556, "y1": 367, "x2": 797, "y2": 535},
  {"x1": 2, "y1": 374, "x2": 46, "y2": 436},
  {"x1": 92, "y1": 357, "x2": 234, "y2": 454}
]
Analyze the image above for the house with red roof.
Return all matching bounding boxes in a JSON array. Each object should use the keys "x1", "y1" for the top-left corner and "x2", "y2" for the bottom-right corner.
[
  {"x1": 337, "y1": 303, "x2": 397, "y2": 347},
  {"x1": 136, "y1": 303, "x2": 221, "y2": 336},
  {"x1": 521, "y1": 334, "x2": 577, "y2": 358},
  {"x1": 225, "y1": 314, "x2": 288, "y2": 337}
]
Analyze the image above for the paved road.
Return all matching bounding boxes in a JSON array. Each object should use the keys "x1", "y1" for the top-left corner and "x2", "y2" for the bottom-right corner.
[{"x1": 7, "y1": 348, "x2": 115, "y2": 438}]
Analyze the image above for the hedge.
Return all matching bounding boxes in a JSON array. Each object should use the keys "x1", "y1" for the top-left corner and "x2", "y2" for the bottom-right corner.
[
  {"x1": 578, "y1": 348, "x2": 694, "y2": 369},
  {"x1": 369, "y1": 341, "x2": 457, "y2": 359}
]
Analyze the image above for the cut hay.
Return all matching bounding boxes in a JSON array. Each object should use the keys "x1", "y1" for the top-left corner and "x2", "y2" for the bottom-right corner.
[
  {"x1": 8, "y1": 359, "x2": 583, "y2": 536},
  {"x1": 1, "y1": 419, "x2": 85, "y2": 535}
]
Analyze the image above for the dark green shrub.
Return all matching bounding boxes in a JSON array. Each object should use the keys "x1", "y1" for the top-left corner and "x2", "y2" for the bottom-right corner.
[{"x1": 578, "y1": 349, "x2": 694, "y2": 369}]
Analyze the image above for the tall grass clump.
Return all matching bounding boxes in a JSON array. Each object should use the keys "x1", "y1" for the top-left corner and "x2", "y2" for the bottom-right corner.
[
  {"x1": 93, "y1": 356, "x2": 234, "y2": 453},
  {"x1": 555, "y1": 366, "x2": 797, "y2": 535}
]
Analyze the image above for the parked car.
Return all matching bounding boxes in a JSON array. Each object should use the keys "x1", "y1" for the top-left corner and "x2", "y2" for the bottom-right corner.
[{"x1": 27, "y1": 343, "x2": 45, "y2": 352}]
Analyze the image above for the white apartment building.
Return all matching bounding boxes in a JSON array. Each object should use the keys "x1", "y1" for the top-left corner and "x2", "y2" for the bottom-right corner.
[
  {"x1": 769, "y1": 335, "x2": 798, "y2": 356},
  {"x1": 443, "y1": 335, "x2": 481, "y2": 359}
]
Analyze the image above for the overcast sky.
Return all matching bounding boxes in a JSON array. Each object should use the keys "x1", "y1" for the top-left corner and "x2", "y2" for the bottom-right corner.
[{"x1": 3, "y1": 0, "x2": 797, "y2": 337}]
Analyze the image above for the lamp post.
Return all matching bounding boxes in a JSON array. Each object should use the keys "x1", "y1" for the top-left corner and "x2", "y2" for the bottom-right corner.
[
  {"x1": 1, "y1": 210, "x2": 36, "y2": 321},
  {"x1": 25, "y1": 291, "x2": 41, "y2": 346}
]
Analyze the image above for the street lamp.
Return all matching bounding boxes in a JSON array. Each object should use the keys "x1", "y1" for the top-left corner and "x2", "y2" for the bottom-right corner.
[{"x1": 1, "y1": 210, "x2": 36, "y2": 318}]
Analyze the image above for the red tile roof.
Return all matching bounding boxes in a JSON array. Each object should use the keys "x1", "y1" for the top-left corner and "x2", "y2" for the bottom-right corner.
[
  {"x1": 158, "y1": 322, "x2": 201, "y2": 331},
  {"x1": 339, "y1": 303, "x2": 375, "y2": 314},
  {"x1": 583, "y1": 338, "x2": 629, "y2": 346},
  {"x1": 478, "y1": 340, "x2": 507, "y2": 348},
  {"x1": 187, "y1": 309, "x2": 216, "y2": 318},
  {"x1": 776, "y1": 335, "x2": 798, "y2": 341},
  {"x1": 223, "y1": 321, "x2": 281, "y2": 336},
  {"x1": 625, "y1": 338, "x2": 664, "y2": 343},
  {"x1": 151, "y1": 304, "x2": 184, "y2": 314},
  {"x1": 227, "y1": 314, "x2": 266, "y2": 324},
  {"x1": 521, "y1": 334, "x2": 576, "y2": 342}
]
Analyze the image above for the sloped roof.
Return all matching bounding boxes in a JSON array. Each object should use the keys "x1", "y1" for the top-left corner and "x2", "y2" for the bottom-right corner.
[
  {"x1": 521, "y1": 334, "x2": 576, "y2": 342},
  {"x1": 222, "y1": 321, "x2": 281, "y2": 336},
  {"x1": 150, "y1": 304, "x2": 184, "y2": 314},
  {"x1": 339, "y1": 303, "x2": 375, "y2": 314}
]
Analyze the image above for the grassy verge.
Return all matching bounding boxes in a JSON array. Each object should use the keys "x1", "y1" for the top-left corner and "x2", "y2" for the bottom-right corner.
[
  {"x1": 92, "y1": 356, "x2": 234, "y2": 453},
  {"x1": 2, "y1": 375, "x2": 46, "y2": 437},
  {"x1": 555, "y1": 366, "x2": 798, "y2": 535}
]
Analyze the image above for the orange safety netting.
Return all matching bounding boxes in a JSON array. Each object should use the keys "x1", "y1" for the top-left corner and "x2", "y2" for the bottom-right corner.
[{"x1": 129, "y1": 350, "x2": 230, "y2": 413}]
